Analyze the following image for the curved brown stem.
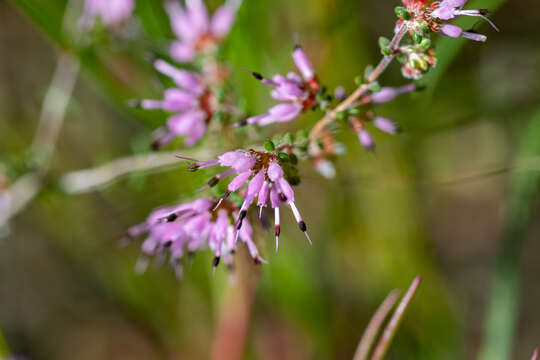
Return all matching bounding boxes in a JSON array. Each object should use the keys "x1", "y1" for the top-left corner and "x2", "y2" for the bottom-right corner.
[{"x1": 309, "y1": 24, "x2": 408, "y2": 142}]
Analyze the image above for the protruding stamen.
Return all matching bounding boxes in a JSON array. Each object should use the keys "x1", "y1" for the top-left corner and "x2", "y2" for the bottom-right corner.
[
  {"x1": 127, "y1": 99, "x2": 141, "y2": 108},
  {"x1": 242, "y1": 68, "x2": 278, "y2": 86},
  {"x1": 213, "y1": 192, "x2": 230, "y2": 211},
  {"x1": 167, "y1": 213, "x2": 178, "y2": 222},
  {"x1": 207, "y1": 176, "x2": 219, "y2": 187},
  {"x1": 274, "y1": 207, "x2": 281, "y2": 252},
  {"x1": 134, "y1": 256, "x2": 150, "y2": 274},
  {"x1": 289, "y1": 202, "x2": 312, "y2": 245},
  {"x1": 212, "y1": 256, "x2": 220, "y2": 276},
  {"x1": 455, "y1": 9, "x2": 499, "y2": 31},
  {"x1": 236, "y1": 210, "x2": 247, "y2": 230}
]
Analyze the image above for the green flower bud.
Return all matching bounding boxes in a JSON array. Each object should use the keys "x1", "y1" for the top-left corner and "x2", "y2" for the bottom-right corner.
[
  {"x1": 264, "y1": 139, "x2": 276, "y2": 152},
  {"x1": 378, "y1": 36, "x2": 390, "y2": 49},
  {"x1": 278, "y1": 152, "x2": 290, "y2": 162},
  {"x1": 368, "y1": 81, "x2": 381, "y2": 93}
]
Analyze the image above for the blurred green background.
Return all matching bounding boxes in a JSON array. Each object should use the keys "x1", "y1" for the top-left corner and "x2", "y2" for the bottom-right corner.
[{"x1": 1, "y1": 0, "x2": 540, "y2": 359}]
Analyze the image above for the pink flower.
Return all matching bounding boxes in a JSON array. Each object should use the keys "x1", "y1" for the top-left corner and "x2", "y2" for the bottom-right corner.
[
  {"x1": 138, "y1": 60, "x2": 216, "y2": 149},
  {"x1": 187, "y1": 149, "x2": 311, "y2": 250},
  {"x1": 432, "y1": 0, "x2": 499, "y2": 32},
  {"x1": 80, "y1": 0, "x2": 135, "y2": 29},
  {"x1": 125, "y1": 197, "x2": 264, "y2": 277},
  {"x1": 165, "y1": 0, "x2": 243, "y2": 63},
  {"x1": 370, "y1": 84, "x2": 416, "y2": 104},
  {"x1": 245, "y1": 46, "x2": 320, "y2": 127}
]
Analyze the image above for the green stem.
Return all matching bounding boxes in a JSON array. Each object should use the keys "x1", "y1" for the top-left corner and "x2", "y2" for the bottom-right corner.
[{"x1": 479, "y1": 110, "x2": 540, "y2": 360}]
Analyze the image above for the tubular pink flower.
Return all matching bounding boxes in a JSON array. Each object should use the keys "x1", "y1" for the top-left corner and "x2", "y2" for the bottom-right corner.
[
  {"x1": 371, "y1": 84, "x2": 416, "y2": 104},
  {"x1": 373, "y1": 117, "x2": 398, "y2": 135},
  {"x1": 292, "y1": 45, "x2": 315, "y2": 80},
  {"x1": 358, "y1": 130, "x2": 375, "y2": 151},
  {"x1": 137, "y1": 60, "x2": 215, "y2": 149},
  {"x1": 245, "y1": 46, "x2": 320, "y2": 127}
]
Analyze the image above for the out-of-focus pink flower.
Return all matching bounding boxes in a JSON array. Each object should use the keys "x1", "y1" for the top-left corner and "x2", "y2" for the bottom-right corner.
[
  {"x1": 187, "y1": 149, "x2": 311, "y2": 250},
  {"x1": 80, "y1": 0, "x2": 135, "y2": 29},
  {"x1": 138, "y1": 60, "x2": 216, "y2": 149},
  {"x1": 165, "y1": 0, "x2": 243, "y2": 63},
  {"x1": 126, "y1": 197, "x2": 263, "y2": 276},
  {"x1": 246, "y1": 46, "x2": 320, "y2": 127}
]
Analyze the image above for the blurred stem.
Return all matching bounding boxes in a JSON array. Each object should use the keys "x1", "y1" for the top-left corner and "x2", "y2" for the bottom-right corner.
[
  {"x1": 30, "y1": 53, "x2": 80, "y2": 172},
  {"x1": 58, "y1": 148, "x2": 214, "y2": 194},
  {"x1": 0, "y1": 330, "x2": 9, "y2": 357},
  {"x1": 370, "y1": 276, "x2": 422, "y2": 360},
  {"x1": 211, "y1": 247, "x2": 258, "y2": 360},
  {"x1": 309, "y1": 24, "x2": 408, "y2": 141},
  {"x1": 0, "y1": 53, "x2": 78, "y2": 228},
  {"x1": 478, "y1": 110, "x2": 540, "y2": 360},
  {"x1": 353, "y1": 290, "x2": 401, "y2": 360}
]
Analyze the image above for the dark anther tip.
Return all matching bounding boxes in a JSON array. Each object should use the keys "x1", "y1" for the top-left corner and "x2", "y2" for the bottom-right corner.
[
  {"x1": 239, "y1": 210, "x2": 247, "y2": 220},
  {"x1": 242, "y1": 68, "x2": 263, "y2": 80},
  {"x1": 213, "y1": 256, "x2": 221, "y2": 267},
  {"x1": 293, "y1": 44, "x2": 301, "y2": 50},
  {"x1": 221, "y1": 191, "x2": 231, "y2": 199},
  {"x1": 236, "y1": 220, "x2": 244, "y2": 230},
  {"x1": 188, "y1": 164, "x2": 199, "y2": 172},
  {"x1": 254, "y1": 257, "x2": 262, "y2": 265},
  {"x1": 166, "y1": 213, "x2": 178, "y2": 222},
  {"x1": 151, "y1": 140, "x2": 161, "y2": 151},
  {"x1": 274, "y1": 226, "x2": 281, "y2": 236},
  {"x1": 127, "y1": 99, "x2": 141, "y2": 108},
  {"x1": 164, "y1": 240, "x2": 173, "y2": 248},
  {"x1": 299, "y1": 221, "x2": 307, "y2": 232},
  {"x1": 279, "y1": 193, "x2": 287, "y2": 202},
  {"x1": 207, "y1": 177, "x2": 219, "y2": 187},
  {"x1": 479, "y1": 9, "x2": 489, "y2": 15}
]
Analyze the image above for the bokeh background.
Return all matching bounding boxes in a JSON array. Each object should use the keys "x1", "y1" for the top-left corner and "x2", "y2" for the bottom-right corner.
[{"x1": 1, "y1": 0, "x2": 540, "y2": 359}]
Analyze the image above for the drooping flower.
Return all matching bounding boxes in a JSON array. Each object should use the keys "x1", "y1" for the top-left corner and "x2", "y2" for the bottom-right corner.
[
  {"x1": 125, "y1": 197, "x2": 264, "y2": 276},
  {"x1": 80, "y1": 0, "x2": 135, "y2": 29},
  {"x1": 186, "y1": 149, "x2": 311, "y2": 250},
  {"x1": 245, "y1": 46, "x2": 321, "y2": 126},
  {"x1": 165, "y1": 0, "x2": 243, "y2": 63},
  {"x1": 138, "y1": 59, "x2": 216, "y2": 149},
  {"x1": 350, "y1": 115, "x2": 399, "y2": 152},
  {"x1": 370, "y1": 84, "x2": 416, "y2": 104}
]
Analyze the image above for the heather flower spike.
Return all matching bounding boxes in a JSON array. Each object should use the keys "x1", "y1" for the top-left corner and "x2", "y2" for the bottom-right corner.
[
  {"x1": 165, "y1": 0, "x2": 243, "y2": 63},
  {"x1": 137, "y1": 60, "x2": 216, "y2": 149},
  {"x1": 245, "y1": 45, "x2": 321, "y2": 126},
  {"x1": 125, "y1": 197, "x2": 266, "y2": 277},
  {"x1": 186, "y1": 149, "x2": 312, "y2": 248}
]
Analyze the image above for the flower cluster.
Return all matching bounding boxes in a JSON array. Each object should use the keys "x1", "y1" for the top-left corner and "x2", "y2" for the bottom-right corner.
[
  {"x1": 139, "y1": 60, "x2": 215, "y2": 149},
  {"x1": 398, "y1": 0, "x2": 498, "y2": 41},
  {"x1": 125, "y1": 197, "x2": 264, "y2": 277},
  {"x1": 187, "y1": 148, "x2": 311, "y2": 250},
  {"x1": 391, "y1": 0, "x2": 498, "y2": 78}
]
